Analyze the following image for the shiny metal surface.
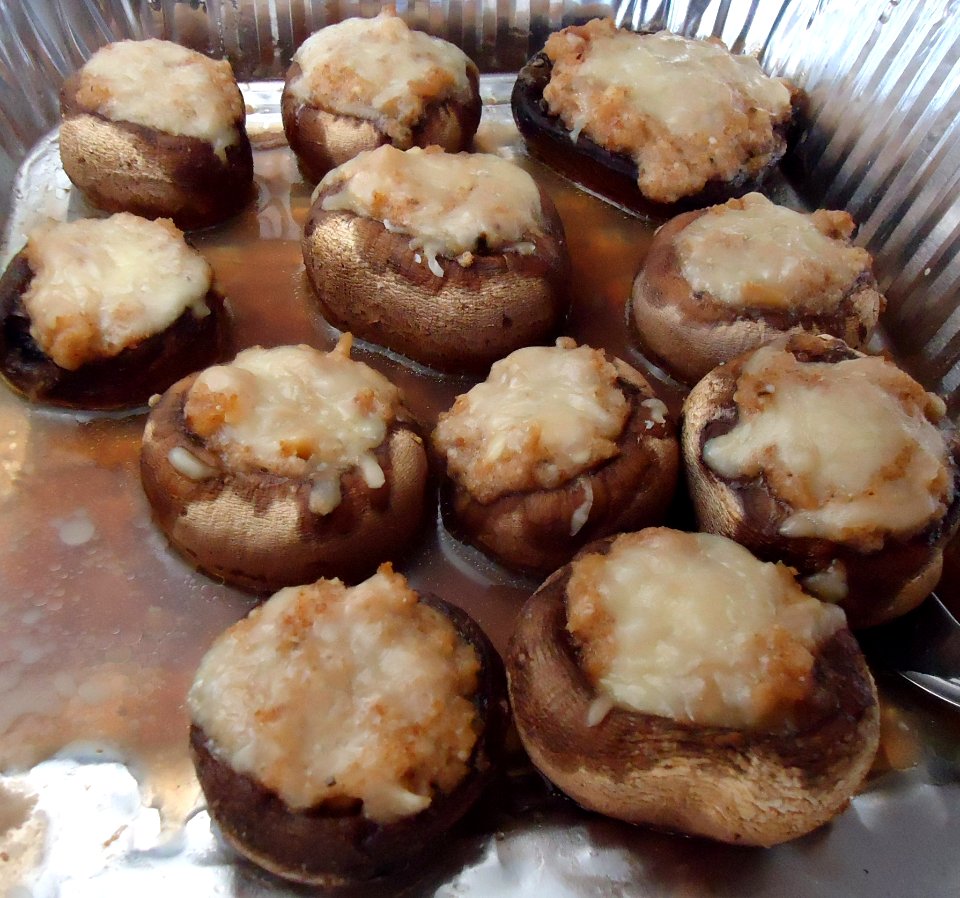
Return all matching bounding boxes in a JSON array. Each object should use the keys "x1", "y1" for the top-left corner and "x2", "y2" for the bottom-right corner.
[
  {"x1": 860, "y1": 595, "x2": 960, "y2": 709},
  {"x1": 2, "y1": 3, "x2": 960, "y2": 897}
]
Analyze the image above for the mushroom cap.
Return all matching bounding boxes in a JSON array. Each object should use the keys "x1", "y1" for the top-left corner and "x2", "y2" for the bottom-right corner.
[
  {"x1": 506, "y1": 544, "x2": 881, "y2": 847},
  {"x1": 281, "y1": 62, "x2": 482, "y2": 183},
  {"x1": 139, "y1": 371, "x2": 429, "y2": 592},
  {"x1": 511, "y1": 52, "x2": 798, "y2": 217},
  {"x1": 301, "y1": 183, "x2": 571, "y2": 373},
  {"x1": 0, "y1": 249, "x2": 227, "y2": 409}
]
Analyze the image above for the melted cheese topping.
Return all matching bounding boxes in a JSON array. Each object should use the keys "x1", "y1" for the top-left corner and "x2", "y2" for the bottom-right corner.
[
  {"x1": 188, "y1": 565, "x2": 480, "y2": 822},
  {"x1": 676, "y1": 194, "x2": 871, "y2": 309},
  {"x1": 566, "y1": 529, "x2": 845, "y2": 729},
  {"x1": 320, "y1": 145, "x2": 543, "y2": 275},
  {"x1": 289, "y1": 11, "x2": 473, "y2": 145},
  {"x1": 184, "y1": 339, "x2": 400, "y2": 514},
  {"x1": 22, "y1": 214, "x2": 211, "y2": 371},
  {"x1": 433, "y1": 339, "x2": 629, "y2": 502},
  {"x1": 703, "y1": 345, "x2": 953, "y2": 546},
  {"x1": 543, "y1": 19, "x2": 792, "y2": 203},
  {"x1": 74, "y1": 39, "x2": 244, "y2": 157}
]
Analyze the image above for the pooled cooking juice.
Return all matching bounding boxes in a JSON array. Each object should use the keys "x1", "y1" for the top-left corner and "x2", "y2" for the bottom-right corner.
[{"x1": 0, "y1": 106, "x2": 655, "y2": 794}]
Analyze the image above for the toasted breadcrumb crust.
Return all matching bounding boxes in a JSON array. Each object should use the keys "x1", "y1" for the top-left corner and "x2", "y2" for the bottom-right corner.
[
  {"x1": 433, "y1": 339, "x2": 629, "y2": 502},
  {"x1": 565, "y1": 529, "x2": 845, "y2": 731},
  {"x1": 189, "y1": 565, "x2": 480, "y2": 823},
  {"x1": 289, "y1": 11, "x2": 474, "y2": 145},
  {"x1": 542, "y1": 19, "x2": 793, "y2": 203}
]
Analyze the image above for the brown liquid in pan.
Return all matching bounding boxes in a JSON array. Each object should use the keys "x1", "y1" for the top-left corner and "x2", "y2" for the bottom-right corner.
[{"x1": 0, "y1": 120, "x2": 954, "y2": 834}]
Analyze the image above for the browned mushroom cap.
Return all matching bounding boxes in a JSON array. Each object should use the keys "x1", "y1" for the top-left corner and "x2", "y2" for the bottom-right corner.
[
  {"x1": 302, "y1": 183, "x2": 571, "y2": 374},
  {"x1": 628, "y1": 207, "x2": 884, "y2": 385},
  {"x1": 511, "y1": 51, "x2": 798, "y2": 217},
  {"x1": 190, "y1": 589, "x2": 509, "y2": 887},
  {"x1": 281, "y1": 62, "x2": 482, "y2": 183},
  {"x1": 139, "y1": 371, "x2": 429, "y2": 593},
  {"x1": 682, "y1": 334, "x2": 960, "y2": 628},
  {"x1": 0, "y1": 249, "x2": 226, "y2": 409},
  {"x1": 59, "y1": 73, "x2": 253, "y2": 230},
  {"x1": 506, "y1": 542, "x2": 880, "y2": 847},
  {"x1": 438, "y1": 356, "x2": 679, "y2": 575}
]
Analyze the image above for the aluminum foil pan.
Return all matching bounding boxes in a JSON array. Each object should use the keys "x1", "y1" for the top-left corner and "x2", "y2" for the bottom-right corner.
[{"x1": 1, "y1": 2, "x2": 960, "y2": 897}]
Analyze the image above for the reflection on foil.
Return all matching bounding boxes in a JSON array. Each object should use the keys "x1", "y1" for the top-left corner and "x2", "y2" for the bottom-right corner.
[
  {"x1": 437, "y1": 822, "x2": 640, "y2": 898},
  {"x1": 53, "y1": 509, "x2": 96, "y2": 547},
  {"x1": 1, "y1": 132, "x2": 77, "y2": 267},
  {"x1": 0, "y1": 756, "x2": 212, "y2": 898},
  {"x1": 0, "y1": 403, "x2": 29, "y2": 500},
  {"x1": 5, "y1": 756, "x2": 959, "y2": 898},
  {"x1": 254, "y1": 147, "x2": 301, "y2": 240}
]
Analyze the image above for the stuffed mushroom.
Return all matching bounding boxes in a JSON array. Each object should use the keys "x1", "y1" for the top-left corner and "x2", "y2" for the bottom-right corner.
[
  {"x1": 282, "y1": 10, "x2": 481, "y2": 183},
  {"x1": 511, "y1": 18, "x2": 798, "y2": 214},
  {"x1": 302, "y1": 145, "x2": 571, "y2": 373},
  {"x1": 140, "y1": 337, "x2": 429, "y2": 592},
  {"x1": 0, "y1": 213, "x2": 225, "y2": 409},
  {"x1": 628, "y1": 193, "x2": 884, "y2": 384},
  {"x1": 682, "y1": 334, "x2": 960, "y2": 627},
  {"x1": 59, "y1": 39, "x2": 254, "y2": 229},
  {"x1": 506, "y1": 528, "x2": 880, "y2": 846},
  {"x1": 189, "y1": 564, "x2": 508, "y2": 886},
  {"x1": 432, "y1": 338, "x2": 678, "y2": 574}
]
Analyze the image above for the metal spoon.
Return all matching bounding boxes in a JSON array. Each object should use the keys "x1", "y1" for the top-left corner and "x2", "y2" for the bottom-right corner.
[{"x1": 858, "y1": 593, "x2": 960, "y2": 708}]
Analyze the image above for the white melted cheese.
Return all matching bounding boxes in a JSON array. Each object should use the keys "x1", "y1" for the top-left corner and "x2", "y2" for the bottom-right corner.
[
  {"x1": 566, "y1": 529, "x2": 845, "y2": 729},
  {"x1": 542, "y1": 19, "x2": 792, "y2": 203},
  {"x1": 550, "y1": 29, "x2": 788, "y2": 135},
  {"x1": 74, "y1": 39, "x2": 244, "y2": 157},
  {"x1": 188, "y1": 565, "x2": 480, "y2": 822},
  {"x1": 433, "y1": 339, "x2": 629, "y2": 503},
  {"x1": 703, "y1": 346, "x2": 953, "y2": 544},
  {"x1": 183, "y1": 340, "x2": 399, "y2": 514},
  {"x1": 320, "y1": 145, "x2": 543, "y2": 275},
  {"x1": 22, "y1": 214, "x2": 211, "y2": 371},
  {"x1": 677, "y1": 193, "x2": 871, "y2": 309},
  {"x1": 289, "y1": 11, "x2": 473, "y2": 144}
]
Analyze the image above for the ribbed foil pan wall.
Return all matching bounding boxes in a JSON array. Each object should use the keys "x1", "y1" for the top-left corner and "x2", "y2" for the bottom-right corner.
[{"x1": 2, "y1": 0, "x2": 960, "y2": 397}]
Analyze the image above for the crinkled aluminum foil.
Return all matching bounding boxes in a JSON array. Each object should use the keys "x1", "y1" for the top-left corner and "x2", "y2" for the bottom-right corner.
[{"x1": 2, "y1": 3, "x2": 960, "y2": 897}]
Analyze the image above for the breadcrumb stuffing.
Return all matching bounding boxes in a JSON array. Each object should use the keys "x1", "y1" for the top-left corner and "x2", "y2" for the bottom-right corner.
[
  {"x1": 189, "y1": 565, "x2": 480, "y2": 822},
  {"x1": 543, "y1": 19, "x2": 793, "y2": 203},
  {"x1": 433, "y1": 340, "x2": 628, "y2": 502}
]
